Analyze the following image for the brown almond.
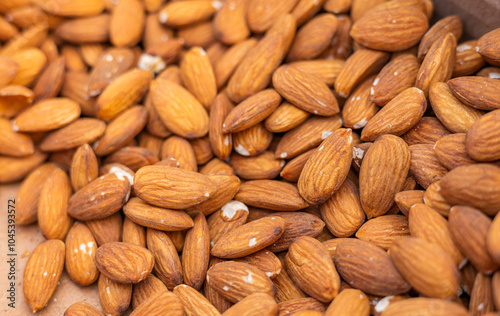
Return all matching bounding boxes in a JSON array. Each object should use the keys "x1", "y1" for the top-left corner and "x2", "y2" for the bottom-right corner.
[
  {"x1": 65, "y1": 222, "x2": 100, "y2": 286},
  {"x1": 147, "y1": 228, "x2": 183, "y2": 289},
  {"x1": 235, "y1": 180, "x2": 308, "y2": 211},
  {"x1": 355, "y1": 215, "x2": 409, "y2": 250},
  {"x1": 183, "y1": 214, "x2": 211, "y2": 290}
]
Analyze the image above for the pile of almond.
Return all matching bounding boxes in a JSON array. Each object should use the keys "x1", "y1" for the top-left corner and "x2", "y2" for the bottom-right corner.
[{"x1": 1, "y1": 0, "x2": 500, "y2": 315}]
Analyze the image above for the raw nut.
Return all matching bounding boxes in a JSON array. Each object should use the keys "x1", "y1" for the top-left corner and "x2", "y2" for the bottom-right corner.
[
  {"x1": 355, "y1": 215, "x2": 409, "y2": 250},
  {"x1": 38, "y1": 168, "x2": 73, "y2": 240},
  {"x1": 439, "y1": 164, "x2": 500, "y2": 216},
  {"x1": 423, "y1": 181, "x2": 452, "y2": 217},
  {"x1": 275, "y1": 115, "x2": 342, "y2": 159},
  {"x1": 222, "y1": 293, "x2": 278, "y2": 316},
  {"x1": 207, "y1": 201, "x2": 249, "y2": 247},
  {"x1": 95, "y1": 242, "x2": 154, "y2": 284},
  {"x1": 147, "y1": 228, "x2": 183, "y2": 289},
  {"x1": 381, "y1": 297, "x2": 468, "y2": 316},
  {"x1": 12, "y1": 97, "x2": 80, "y2": 132},
  {"x1": 469, "y1": 273, "x2": 495, "y2": 316},
  {"x1": 453, "y1": 40, "x2": 485, "y2": 77},
  {"x1": 351, "y1": 3, "x2": 428, "y2": 52},
  {"x1": 160, "y1": 135, "x2": 198, "y2": 172},
  {"x1": 0, "y1": 85, "x2": 34, "y2": 118},
  {"x1": 0, "y1": 149, "x2": 48, "y2": 183},
  {"x1": 39, "y1": 118, "x2": 106, "y2": 152},
  {"x1": 180, "y1": 46, "x2": 217, "y2": 110},
  {"x1": 204, "y1": 259, "x2": 232, "y2": 313},
  {"x1": 389, "y1": 237, "x2": 461, "y2": 298},
  {"x1": 15, "y1": 163, "x2": 59, "y2": 225},
  {"x1": 86, "y1": 213, "x2": 123, "y2": 246},
  {"x1": 130, "y1": 289, "x2": 184, "y2": 315},
  {"x1": 246, "y1": 0, "x2": 298, "y2": 33},
  {"x1": 434, "y1": 133, "x2": 477, "y2": 170},
  {"x1": 0, "y1": 117, "x2": 33, "y2": 157},
  {"x1": 38, "y1": 0, "x2": 104, "y2": 17},
  {"x1": 286, "y1": 13, "x2": 338, "y2": 62},
  {"x1": 288, "y1": 59, "x2": 345, "y2": 87},
  {"x1": 150, "y1": 79, "x2": 209, "y2": 139},
  {"x1": 447, "y1": 76, "x2": 500, "y2": 111},
  {"x1": 131, "y1": 274, "x2": 167, "y2": 309},
  {"x1": 448, "y1": 205, "x2": 500, "y2": 274},
  {"x1": 394, "y1": 190, "x2": 425, "y2": 216},
  {"x1": 277, "y1": 297, "x2": 326, "y2": 315},
  {"x1": 233, "y1": 123, "x2": 272, "y2": 157},
  {"x1": 370, "y1": 54, "x2": 420, "y2": 106},
  {"x1": 134, "y1": 165, "x2": 216, "y2": 209},
  {"x1": 211, "y1": 216, "x2": 285, "y2": 258},
  {"x1": 334, "y1": 239, "x2": 411, "y2": 296},
  {"x1": 209, "y1": 92, "x2": 233, "y2": 161},
  {"x1": 95, "y1": 68, "x2": 153, "y2": 122},
  {"x1": 298, "y1": 128, "x2": 353, "y2": 204},
  {"x1": 68, "y1": 172, "x2": 131, "y2": 221},
  {"x1": 234, "y1": 250, "x2": 282, "y2": 279},
  {"x1": 465, "y1": 109, "x2": 500, "y2": 162},
  {"x1": 408, "y1": 203, "x2": 464, "y2": 266},
  {"x1": 319, "y1": 178, "x2": 365, "y2": 238},
  {"x1": 123, "y1": 217, "x2": 146, "y2": 247},
  {"x1": 33, "y1": 56, "x2": 66, "y2": 101},
  {"x1": 324, "y1": 289, "x2": 370, "y2": 316},
  {"x1": 267, "y1": 211, "x2": 325, "y2": 252},
  {"x1": 104, "y1": 146, "x2": 159, "y2": 171},
  {"x1": 213, "y1": 0, "x2": 250, "y2": 45},
  {"x1": 334, "y1": 48, "x2": 390, "y2": 98},
  {"x1": 70, "y1": 144, "x2": 99, "y2": 192},
  {"x1": 23, "y1": 240, "x2": 65, "y2": 313},
  {"x1": 230, "y1": 150, "x2": 283, "y2": 179},
  {"x1": 401, "y1": 117, "x2": 451, "y2": 146},
  {"x1": 417, "y1": 15, "x2": 463, "y2": 60},
  {"x1": 477, "y1": 28, "x2": 500, "y2": 65},
  {"x1": 64, "y1": 302, "x2": 104, "y2": 316},
  {"x1": 487, "y1": 212, "x2": 500, "y2": 264},
  {"x1": 65, "y1": 222, "x2": 99, "y2": 286},
  {"x1": 109, "y1": 0, "x2": 145, "y2": 48},
  {"x1": 341, "y1": 76, "x2": 379, "y2": 130},
  {"x1": 234, "y1": 180, "x2": 308, "y2": 211},
  {"x1": 174, "y1": 284, "x2": 221, "y2": 316},
  {"x1": 123, "y1": 197, "x2": 194, "y2": 231},
  {"x1": 361, "y1": 87, "x2": 427, "y2": 142},
  {"x1": 415, "y1": 33, "x2": 456, "y2": 97},
  {"x1": 408, "y1": 144, "x2": 448, "y2": 189},
  {"x1": 359, "y1": 135, "x2": 410, "y2": 218},
  {"x1": 214, "y1": 39, "x2": 258, "y2": 89},
  {"x1": 158, "y1": 0, "x2": 220, "y2": 28},
  {"x1": 285, "y1": 236, "x2": 340, "y2": 303},
  {"x1": 185, "y1": 174, "x2": 241, "y2": 217},
  {"x1": 280, "y1": 148, "x2": 315, "y2": 182},
  {"x1": 273, "y1": 267, "x2": 307, "y2": 303},
  {"x1": 183, "y1": 214, "x2": 210, "y2": 290},
  {"x1": 55, "y1": 14, "x2": 110, "y2": 45},
  {"x1": 223, "y1": 89, "x2": 282, "y2": 133},
  {"x1": 94, "y1": 105, "x2": 149, "y2": 156},
  {"x1": 206, "y1": 261, "x2": 276, "y2": 303}
]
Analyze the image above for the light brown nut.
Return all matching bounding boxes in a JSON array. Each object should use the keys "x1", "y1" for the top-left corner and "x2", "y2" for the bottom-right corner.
[
  {"x1": 355, "y1": 215, "x2": 409, "y2": 250},
  {"x1": 235, "y1": 180, "x2": 308, "y2": 211},
  {"x1": 147, "y1": 228, "x2": 183, "y2": 289},
  {"x1": 65, "y1": 222, "x2": 100, "y2": 286}
]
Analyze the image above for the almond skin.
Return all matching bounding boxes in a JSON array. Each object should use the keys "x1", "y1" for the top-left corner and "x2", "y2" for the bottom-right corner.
[
  {"x1": 131, "y1": 274, "x2": 167, "y2": 309},
  {"x1": 146, "y1": 228, "x2": 183, "y2": 289},
  {"x1": 173, "y1": 284, "x2": 221, "y2": 316},
  {"x1": 448, "y1": 76, "x2": 500, "y2": 111},
  {"x1": 382, "y1": 298, "x2": 468, "y2": 316},
  {"x1": 64, "y1": 302, "x2": 105, "y2": 316},
  {"x1": 359, "y1": 135, "x2": 411, "y2": 218},
  {"x1": 65, "y1": 222, "x2": 100, "y2": 286},
  {"x1": 134, "y1": 165, "x2": 216, "y2": 209},
  {"x1": 206, "y1": 261, "x2": 277, "y2": 303},
  {"x1": 70, "y1": 144, "x2": 99, "y2": 192},
  {"x1": 129, "y1": 290, "x2": 184, "y2": 315},
  {"x1": 361, "y1": 87, "x2": 427, "y2": 142},
  {"x1": 39, "y1": 118, "x2": 106, "y2": 152},
  {"x1": 0, "y1": 118, "x2": 33, "y2": 157},
  {"x1": 434, "y1": 133, "x2": 477, "y2": 170},
  {"x1": 222, "y1": 293, "x2": 278, "y2": 316},
  {"x1": 23, "y1": 240, "x2": 65, "y2": 313},
  {"x1": 439, "y1": 164, "x2": 500, "y2": 216},
  {"x1": 68, "y1": 172, "x2": 131, "y2": 221},
  {"x1": 465, "y1": 109, "x2": 500, "y2": 162},
  {"x1": 389, "y1": 237, "x2": 461, "y2": 299},
  {"x1": 286, "y1": 236, "x2": 340, "y2": 303},
  {"x1": 235, "y1": 180, "x2": 308, "y2": 211},
  {"x1": 355, "y1": 215, "x2": 409, "y2": 250},
  {"x1": 334, "y1": 239, "x2": 411, "y2": 296},
  {"x1": 350, "y1": 5, "x2": 428, "y2": 52},
  {"x1": 298, "y1": 128, "x2": 353, "y2": 204},
  {"x1": 95, "y1": 242, "x2": 154, "y2": 284},
  {"x1": 211, "y1": 216, "x2": 285, "y2": 258},
  {"x1": 183, "y1": 214, "x2": 211, "y2": 290},
  {"x1": 448, "y1": 205, "x2": 500, "y2": 274},
  {"x1": 123, "y1": 197, "x2": 194, "y2": 231},
  {"x1": 408, "y1": 144, "x2": 448, "y2": 189},
  {"x1": 324, "y1": 289, "x2": 370, "y2": 316}
]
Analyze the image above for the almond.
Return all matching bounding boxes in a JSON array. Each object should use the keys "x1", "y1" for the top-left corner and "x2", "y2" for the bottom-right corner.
[
  {"x1": 134, "y1": 165, "x2": 216, "y2": 209},
  {"x1": 324, "y1": 288, "x2": 370, "y2": 316},
  {"x1": 453, "y1": 40, "x2": 485, "y2": 77},
  {"x1": 477, "y1": 28, "x2": 500, "y2": 66},
  {"x1": 334, "y1": 239, "x2": 411, "y2": 296},
  {"x1": 469, "y1": 270, "x2": 495, "y2": 316},
  {"x1": 0, "y1": 84, "x2": 34, "y2": 118},
  {"x1": 147, "y1": 228, "x2": 183, "y2": 289},
  {"x1": 211, "y1": 216, "x2": 285, "y2": 258},
  {"x1": 465, "y1": 109, "x2": 500, "y2": 162},
  {"x1": 206, "y1": 261, "x2": 276, "y2": 302},
  {"x1": 183, "y1": 214, "x2": 210, "y2": 290},
  {"x1": 0, "y1": 149, "x2": 48, "y2": 183},
  {"x1": 487, "y1": 212, "x2": 500, "y2": 264},
  {"x1": 130, "y1": 290, "x2": 184, "y2": 315},
  {"x1": 267, "y1": 212, "x2": 324, "y2": 252},
  {"x1": 161, "y1": 135, "x2": 197, "y2": 172},
  {"x1": 213, "y1": 0, "x2": 249, "y2": 45},
  {"x1": 359, "y1": 135, "x2": 410, "y2": 218},
  {"x1": 68, "y1": 172, "x2": 131, "y2": 221},
  {"x1": 448, "y1": 205, "x2": 500, "y2": 274},
  {"x1": 229, "y1": 151, "x2": 284, "y2": 180},
  {"x1": 277, "y1": 297, "x2": 326, "y2": 315},
  {"x1": 207, "y1": 202, "x2": 249, "y2": 247},
  {"x1": 381, "y1": 297, "x2": 468, "y2": 316},
  {"x1": 288, "y1": 59, "x2": 344, "y2": 87},
  {"x1": 417, "y1": 15, "x2": 463, "y2": 61},
  {"x1": 39, "y1": 118, "x2": 106, "y2": 152},
  {"x1": 355, "y1": 215, "x2": 409, "y2": 250},
  {"x1": 0, "y1": 117, "x2": 33, "y2": 157},
  {"x1": 33, "y1": 56, "x2": 66, "y2": 101},
  {"x1": 222, "y1": 293, "x2": 277, "y2": 316},
  {"x1": 86, "y1": 213, "x2": 123, "y2": 246},
  {"x1": 448, "y1": 76, "x2": 500, "y2": 111},
  {"x1": 408, "y1": 143, "x2": 448, "y2": 189},
  {"x1": 158, "y1": 0, "x2": 220, "y2": 28},
  {"x1": 131, "y1": 274, "x2": 167, "y2": 309},
  {"x1": 65, "y1": 222, "x2": 100, "y2": 286},
  {"x1": 394, "y1": 190, "x2": 424, "y2": 216},
  {"x1": 280, "y1": 148, "x2": 315, "y2": 182},
  {"x1": 235, "y1": 180, "x2": 308, "y2": 211},
  {"x1": 342, "y1": 76, "x2": 379, "y2": 130},
  {"x1": 64, "y1": 302, "x2": 104, "y2": 316},
  {"x1": 434, "y1": 133, "x2": 477, "y2": 170},
  {"x1": 110, "y1": 0, "x2": 145, "y2": 48},
  {"x1": 104, "y1": 146, "x2": 159, "y2": 171},
  {"x1": 214, "y1": 38, "x2": 257, "y2": 89},
  {"x1": 389, "y1": 237, "x2": 460, "y2": 298},
  {"x1": 234, "y1": 250, "x2": 282, "y2": 279},
  {"x1": 56, "y1": 14, "x2": 110, "y2": 45},
  {"x1": 23, "y1": 240, "x2": 65, "y2": 313},
  {"x1": 401, "y1": 116, "x2": 451, "y2": 146},
  {"x1": 286, "y1": 236, "x2": 340, "y2": 303},
  {"x1": 123, "y1": 217, "x2": 146, "y2": 247},
  {"x1": 174, "y1": 284, "x2": 221, "y2": 316}
]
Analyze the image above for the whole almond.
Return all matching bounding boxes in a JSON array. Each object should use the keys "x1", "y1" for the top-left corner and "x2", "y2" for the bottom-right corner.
[
  {"x1": 355, "y1": 215, "x2": 409, "y2": 250},
  {"x1": 298, "y1": 128, "x2": 353, "y2": 204},
  {"x1": 23, "y1": 240, "x2": 65, "y2": 313},
  {"x1": 286, "y1": 236, "x2": 340, "y2": 303},
  {"x1": 408, "y1": 144, "x2": 448, "y2": 189},
  {"x1": 213, "y1": 0, "x2": 249, "y2": 45},
  {"x1": 130, "y1": 290, "x2": 184, "y2": 315},
  {"x1": 382, "y1": 297, "x2": 468, "y2": 316},
  {"x1": 70, "y1": 144, "x2": 99, "y2": 191},
  {"x1": 158, "y1": 1, "x2": 220, "y2": 28},
  {"x1": 56, "y1": 14, "x2": 110, "y2": 45},
  {"x1": 389, "y1": 237, "x2": 461, "y2": 298},
  {"x1": 183, "y1": 214, "x2": 210, "y2": 290},
  {"x1": 206, "y1": 261, "x2": 276, "y2": 302},
  {"x1": 465, "y1": 109, "x2": 500, "y2": 162},
  {"x1": 477, "y1": 28, "x2": 500, "y2": 65},
  {"x1": 394, "y1": 190, "x2": 425, "y2": 216},
  {"x1": 401, "y1": 116, "x2": 451, "y2": 146},
  {"x1": 0, "y1": 117, "x2": 33, "y2": 157},
  {"x1": 64, "y1": 302, "x2": 104, "y2": 316},
  {"x1": 161, "y1": 135, "x2": 197, "y2": 172},
  {"x1": 147, "y1": 228, "x2": 183, "y2": 289},
  {"x1": 487, "y1": 212, "x2": 500, "y2": 264},
  {"x1": 417, "y1": 15, "x2": 463, "y2": 60},
  {"x1": 86, "y1": 213, "x2": 123, "y2": 246},
  {"x1": 341, "y1": 76, "x2": 379, "y2": 130},
  {"x1": 0, "y1": 149, "x2": 48, "y2": 183},
  {"x1": 334, "y1": 239, "x2": 411, "y2": 296},
  {"x1": 174, "y1": 284, "x2": 221, "y2": 316},
  {"x1": 447, "y1": 76, "x2": 500, "y2": 111},
  {"x1": 324, "y1": 288, "x2": 370, "y2": 316},
  {"x1": 131, "y1": 274, "x2": 167, "y2": 309},
  {"x1": 134, "y1": 165, "x2": 216, "y2": 209},
  {"x1": 123, "y1": 217, "x2": 146, "y2": 247},
  {"x1": 65, "y1": 222, "x2": 100, "y2": 286},
  {"x1": 434, "y1": 133, "x2": 477, "y2": 170},
  {"x1": 235, "y1": 180, "x2": 308, "y2": 211},
  {"x1": 277, "y1": 297, "x2": 326, "y2": 315},
  {"x1": 359, "y1": 135, "x2": 410, "y2": 218},
  {"x1": 39, "y1": 118, "x2": 106, "y2": 152},
  {"x1": 109, "y1": 0, "x2": 145, "y2": 48}
]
